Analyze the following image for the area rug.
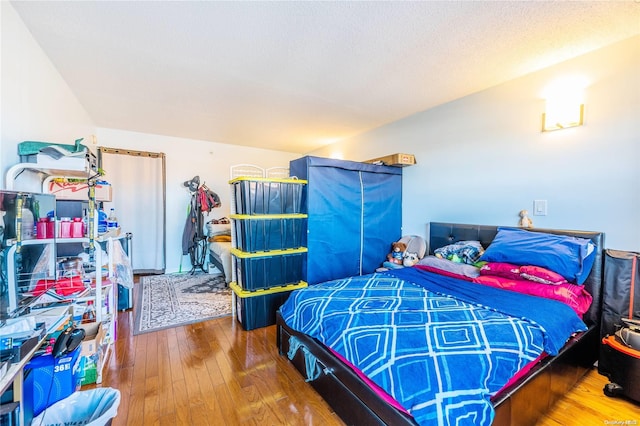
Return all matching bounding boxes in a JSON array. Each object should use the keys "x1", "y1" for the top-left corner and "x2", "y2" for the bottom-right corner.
[{"x1": 133, "y1": 273, "x2": 232, "y2": 335}]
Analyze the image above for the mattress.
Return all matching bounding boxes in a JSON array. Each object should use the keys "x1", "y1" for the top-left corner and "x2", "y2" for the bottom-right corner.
[
  {"x1": 209, "y1": 241, "x2": 232, "y2": 283},
  {"x1": 279, "y1": 269, "x2": 588, "y2": 425}
]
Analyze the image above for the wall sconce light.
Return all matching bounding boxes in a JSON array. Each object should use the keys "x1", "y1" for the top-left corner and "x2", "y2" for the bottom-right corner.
[
  {"x1": 541, "y1": 77, "x2": 586, "y2": 132},
  {"x1": 542, "y1": 101, "x2": 584, "y2": 132}
]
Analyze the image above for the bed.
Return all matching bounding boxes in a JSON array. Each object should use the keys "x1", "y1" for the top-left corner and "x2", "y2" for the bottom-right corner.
[
  {"x1": 207, "y1": 219, "x2": 232, "y2": 283},
  {"x1": 276, "y1": 222, "x2": 604, "y2": 426},
  {"x1": 209, "y1": 241, "x2": 232, "y2": 283}
]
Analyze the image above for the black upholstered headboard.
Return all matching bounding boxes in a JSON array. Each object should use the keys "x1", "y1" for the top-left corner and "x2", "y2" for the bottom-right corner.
[{"x1": 428, "y1": 222, "x2": 605, "y2": 328}]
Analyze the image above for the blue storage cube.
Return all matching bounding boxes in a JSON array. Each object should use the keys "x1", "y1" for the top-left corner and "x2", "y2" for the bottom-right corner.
[
  {"x1": 24, "y1": 346, "x2": 82, "y2": 421},
  {"x1": 231, "y1": 214, "x2": 306, "y2": 252},
  {"x1": 232, "y1": 248, "x2": 306, "y2": 291},
  {"x1": 230, "y1": 177, "x2": 306, "y2": 215}
]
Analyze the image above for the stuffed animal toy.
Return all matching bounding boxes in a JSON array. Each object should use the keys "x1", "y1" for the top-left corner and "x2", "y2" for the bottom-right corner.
[
  {"x1": 403, "y1": 252, "x2": 419, "y2": 267},
  {"x1": 387, "y1": 241, "x2": 407, "y2": 265},
  {"x1": 519, "y1": 209, "x2": 533, "y2": 228}
]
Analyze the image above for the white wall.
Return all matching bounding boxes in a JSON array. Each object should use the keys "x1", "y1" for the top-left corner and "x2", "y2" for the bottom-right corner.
[
  {"x1": 0, "y1": 2, "x2": 96, "y2": 190},
  {"x1": 1, "y1": 3, "x2": 299, "y2": 274},
  {"x1": 311, "y1": 36, "x2": 640, "y2": 252},
  {"x1": 96, "y1": 128, "x2": 299, "y2": 273}
]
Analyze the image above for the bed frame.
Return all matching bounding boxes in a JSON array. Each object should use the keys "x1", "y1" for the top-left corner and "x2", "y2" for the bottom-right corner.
[{"x1": 276, "y1": 222, "x2": 605, "y2": 426}]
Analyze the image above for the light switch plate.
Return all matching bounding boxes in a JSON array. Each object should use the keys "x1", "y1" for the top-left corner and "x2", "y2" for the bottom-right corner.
[{"x1": 534, "y1": 200, "x2": 547, "y2": 216}]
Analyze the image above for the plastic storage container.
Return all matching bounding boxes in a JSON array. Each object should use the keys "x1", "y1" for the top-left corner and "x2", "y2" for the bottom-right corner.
[
  {"x1": 37, "y1": 217, "x2": 55, "y2": 239},
  {"x1": 59, "y1": 217, "x2": 72, "y2": 238},
  {"x1": 231, "y1": 214, "x2": 306, "y2": 252},
  {"x1": 230, "y1": 177, "x2": 306, "y2": 215},
  {"x1": 232, "y1": 247, "x2": 306, "y2": 291},
  {"x1": 106, "y1": 208, "x2": 118, "y2": 229},
  {"x1": 71, "y1": 217, "x2": 84, "y2": 237},
  {"x1": 230, "y1": 281, "x2": 307, "y2": 331},
  {"x1": 23, "y1": 346, "x2": 82, "y2": 423},
  {"x1": 97, "y1": 208, "x2": 108, "y2": 234}
]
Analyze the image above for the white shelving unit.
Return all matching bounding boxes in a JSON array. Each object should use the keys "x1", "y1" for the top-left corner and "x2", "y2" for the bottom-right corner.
[
  {"x1": 4, "y1": 157, "x2": 123, "y2": 386},
  {"x1": 4, "y1": 236, "x2": 120, "y2": 341}
]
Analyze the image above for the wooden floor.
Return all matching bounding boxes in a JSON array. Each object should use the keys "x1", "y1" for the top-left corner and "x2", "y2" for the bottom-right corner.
[{"x1": 86, "y1": 285, "x2": 639, "y2": 426}]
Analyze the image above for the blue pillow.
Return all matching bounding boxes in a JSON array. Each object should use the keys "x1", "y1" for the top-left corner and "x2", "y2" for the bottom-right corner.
[{"x1": 479, "y1": 227, "x2": 596, "y2": 285}]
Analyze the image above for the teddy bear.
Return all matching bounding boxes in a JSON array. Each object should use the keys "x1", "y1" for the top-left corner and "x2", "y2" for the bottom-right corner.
[
  {"x1": 387, "y1": 241, "x2": 407, "y2": 265},
  {"x1": 519, "y1": 209, "x2": 533, "y2": 228}
]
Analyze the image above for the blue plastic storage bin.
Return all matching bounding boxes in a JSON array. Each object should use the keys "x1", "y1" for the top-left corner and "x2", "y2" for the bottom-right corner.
[
  {"x1": 230, "y1": 177, "x2": 306, "y2": 215},
  {"x1": 232, "y1": 247, "x2": 306, "y2": 291},
  {"x1": 231, "y1": 214, "x2": 306, "y2": 252},
  {"x1": 24, "y1": 346, "x2": 82, "y2": 422},
  {"x1": 230, "y1": 281, "x2": 307, "y2": 331}
]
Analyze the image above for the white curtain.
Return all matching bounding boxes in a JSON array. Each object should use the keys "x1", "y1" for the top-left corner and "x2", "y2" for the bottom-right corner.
[{"x1": 99, "y1": 149, "x2": 165, "y2": 273}]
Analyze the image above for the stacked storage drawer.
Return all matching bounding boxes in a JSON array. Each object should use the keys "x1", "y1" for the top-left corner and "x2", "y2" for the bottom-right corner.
[
  {"x1": 230, "y1": 281, "x2": 308, "y2": 330},
  {"x1": 229, "y1": 177, "x2": 308, "y2": 330},
  {"x1": 231, "y1": 247, "x2": 307, "y2": 291}
]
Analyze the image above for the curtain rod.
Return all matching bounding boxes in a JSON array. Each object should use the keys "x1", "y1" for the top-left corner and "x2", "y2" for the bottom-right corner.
[{"x1": 98, "y1": 147, "x2": 165, "y2": 158}]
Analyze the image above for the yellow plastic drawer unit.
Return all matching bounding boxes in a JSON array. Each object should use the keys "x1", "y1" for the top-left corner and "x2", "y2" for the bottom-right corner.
[
  {"x1": 231, "y1": 214, "x2": 307, "y2": 252},
  {"x1": 230, "y1": 281, "x2": 307, "y2": 331},
  {"x1": 230, "y1": 177, "x2": 307, "y2": 215},
  {"x1": 232, "y1": 247, "x2": 307, "y2": 291}
]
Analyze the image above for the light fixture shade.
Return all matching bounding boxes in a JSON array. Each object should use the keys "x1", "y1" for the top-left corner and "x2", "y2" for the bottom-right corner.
[
  {"x1": 541, "y1": 77, "x2": 586, "y2": 132},
  {"x1": 542, "y1": 103, "x2": 584, "y2": 132}
]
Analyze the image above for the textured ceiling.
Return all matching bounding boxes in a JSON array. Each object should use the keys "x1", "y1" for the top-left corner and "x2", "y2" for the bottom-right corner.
[{"x1": 10, "y1": 1, "x2": 640, "y2": 153}]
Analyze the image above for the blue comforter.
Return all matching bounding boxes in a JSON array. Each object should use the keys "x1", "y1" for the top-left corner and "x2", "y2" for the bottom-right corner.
[{"x1": 279, "y1": 268, "x2": 587, "y2": 426}]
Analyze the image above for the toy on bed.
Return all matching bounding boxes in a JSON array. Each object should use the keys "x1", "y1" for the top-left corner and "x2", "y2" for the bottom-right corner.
[
  {"x1": 434, "y1": 240, "x2": 485, "y2": 265},
  {"x1": 519, "y1": 209, "x2": 533, "y2": 228},
  {"x1": 381, "y1": 235, "x2": 427, "y2": 270},
  {"x1": 386, "y1": 241, "x2": 407, "y2": 265}
]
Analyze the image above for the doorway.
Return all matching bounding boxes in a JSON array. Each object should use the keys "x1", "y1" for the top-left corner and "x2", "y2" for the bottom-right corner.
[{"x1": 98, "y1": 148, "x2": 166, "y2": 274}]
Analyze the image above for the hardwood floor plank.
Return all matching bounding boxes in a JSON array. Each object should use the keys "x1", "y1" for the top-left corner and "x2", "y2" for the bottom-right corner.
[
  {"x1": 156, "y1": 329, "x2": 176, "y2": 417},
  {"x1": 165, "y1": 326, "x2": 186, "y2": 384},
  {"x1": 144, "y1": 330, "x2": 159, "y2": 379},
  {"x1": 188, "y1": 402, "x2": 212, "y2": 426},
  {"x1": 158, "y1": 412, "x2": 177, "y2": 426},
  {"x1": 171, "y1": 378, "x2": 193, "y2": 425},
  {"x1": 122, "y1": 330, "x2": 148, "y2": 426},
  {"x1": 175, "y1": 326, "x2": 206, "y2": 407},
  {"x1": 143, "y1": 375, "x2": 160, "y2": 425},
  {"x1": 212, "y1": 382, "x2": 241, "y2": 426}
]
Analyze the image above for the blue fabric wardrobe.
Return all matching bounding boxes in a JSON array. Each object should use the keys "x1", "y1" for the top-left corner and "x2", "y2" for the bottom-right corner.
[{"x1": 289, "y1": 156, "x2": 402, "y2": 285}]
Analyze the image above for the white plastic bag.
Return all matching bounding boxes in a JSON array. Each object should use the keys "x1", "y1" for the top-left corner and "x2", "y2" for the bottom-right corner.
[
  {"x1": 32, "y1": 388, "x2": 121, "y2": 426},
  {"x1": 112, "y1": 239, "x2": 134, "y2": 289}
]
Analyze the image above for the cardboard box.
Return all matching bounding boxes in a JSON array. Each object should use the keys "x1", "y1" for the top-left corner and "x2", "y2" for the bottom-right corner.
[
  {"x1": 79, "y1": 322, "x2": 105, "y2": 359},
  {"x1": 47, "y1": 180, "x2": 112, "y2": 202},
  {"x1": 365, "y1": 153, "x2": 416, "y2": 167},
  {"x1": 78, "y1": 322, "x2": 106, "y2": 385}
]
